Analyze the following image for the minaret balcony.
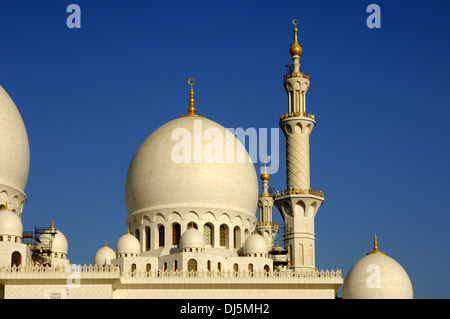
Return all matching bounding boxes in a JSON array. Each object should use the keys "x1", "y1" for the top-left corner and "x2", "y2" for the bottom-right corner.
[
  {"x1": 284, "y1": 72, "x2": 309, "y2": 81},
  {"x1": 257, "y1": 222, "x2": 279, "y2": 228},
  {"x1": 275, "y1": 188, "x2": 324, "y2": 198},
  {"x1": 280, "y1": 112, "x2": 315, "y2": 121}
]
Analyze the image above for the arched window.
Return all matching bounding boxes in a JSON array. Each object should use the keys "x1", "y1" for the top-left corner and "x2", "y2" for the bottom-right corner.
[
  {"x1": 11, "y1": 251, "x2": 21, "y2": 268},
  {"x1": 187, "y1": 259, "x2": 197, "y2": 272},
  {"x1": 248, "y1": 263, "x2": 253, "y2": 273},
  {"x1": 219, "y1": 225, "x2": 227, "y2": 247},
  {"x1": 172, "y1": 223, "x2": 181, "y2": 246},
  {"x1": 158, "y1": 225, "x2": 165, "y2": 247},
  {"x1": 131, "y1": 263, "x2": 136, "y2": 276},
  {"x1": 218, "y1": 262, "x2": 221, "y2": 272},
  {"x1": 146, "y1": 263, "x2": 151, "y2": 276},
  {"x1": 145, "y1": 226, "x2": 151, "y2": 251},
  {"x1": 264, "y1": 265, "x2": 270, "y2": 273},
  {"x1": 203, "y1": 224, "x2": 213, "y2": 247},
  {"x1": 207, "y1": 260, "x2": 211, "y2": 271},
  {"x1": 233, "y1": 226, "x2": 241, "y2": 250},
  {"x1": 233, "y1": 263, "x2": 239, "y2": 272},
  {"x1": 174, "y1": 260, "x2": 178, "y2": 271},
  {"x1": 163, "y1": 262, "x2": 167, "y2": 271}
]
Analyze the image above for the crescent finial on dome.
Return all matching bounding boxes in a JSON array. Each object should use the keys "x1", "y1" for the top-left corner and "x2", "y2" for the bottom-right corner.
[
  {"x1": 290, "y1": 19, "x2": 303, "y2": 57},
  {"x1": 187, "y1": 78, "x2": 196, "y2": 116}
]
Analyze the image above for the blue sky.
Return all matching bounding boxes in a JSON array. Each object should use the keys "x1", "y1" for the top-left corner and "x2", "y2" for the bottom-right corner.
[{"x1": 1, "y1": 0, "x2": 449, "y2": 298}]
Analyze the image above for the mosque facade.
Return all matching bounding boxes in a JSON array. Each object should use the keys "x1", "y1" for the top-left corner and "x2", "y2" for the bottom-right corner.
[{"x1": 0, "y1": 21, "x2": 412, "y2": 299}]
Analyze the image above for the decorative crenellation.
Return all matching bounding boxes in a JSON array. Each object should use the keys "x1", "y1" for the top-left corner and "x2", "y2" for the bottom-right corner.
[
  {"x1": 0, "y1": 263, "x2": 120, "y2": 274},
  {"x1": 0, "y1": 263, "x2": 341, "y2": 279},
  {"x1": 284, "y1": 72, "x2": 309, "y2": 80},
  {"x1": 280, "y1": 112, "x2": 315, "y2": 121},
  {"x1": 275, "y1": 188, "x2": 324, "y2": 198},
  {"x1": 122, "y1": 268, "x2": 342, "y2": 279}
]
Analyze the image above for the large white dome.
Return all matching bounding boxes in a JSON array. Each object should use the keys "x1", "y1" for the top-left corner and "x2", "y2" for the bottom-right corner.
[
  {"x1": 125, "y1": 116, "x2": 259, "y2": 217},
  {"x1": 0, "y1": 85, "x2": 30, "y2": 195}
]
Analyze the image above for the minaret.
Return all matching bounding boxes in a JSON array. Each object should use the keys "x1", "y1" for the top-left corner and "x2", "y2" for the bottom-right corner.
[
  {"x1": 274, "y1": 20, "x2": 324, "y2": 271},
  {"x1": 256, "y1": 157, "x2": 278, "y2": 250}
]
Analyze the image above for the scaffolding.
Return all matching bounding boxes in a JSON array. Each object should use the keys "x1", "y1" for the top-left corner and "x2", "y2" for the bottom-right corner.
[{"x1": 22, "y1": 223, "x2": 58, "y2": 266}]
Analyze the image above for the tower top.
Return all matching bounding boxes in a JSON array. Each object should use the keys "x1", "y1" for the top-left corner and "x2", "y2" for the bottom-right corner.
[
  {"x1": 187, "y1": 78, "x2": 197, "y2": 116},
  {"x1": 367, "y1": 234, "x2": 386, "y2": 255},
  {"x1": 261, "y1": 155, "x2": 270, "y2": 181},
  {"x1": 290, "y1": 19, "x2": 303, "y2": 57}
]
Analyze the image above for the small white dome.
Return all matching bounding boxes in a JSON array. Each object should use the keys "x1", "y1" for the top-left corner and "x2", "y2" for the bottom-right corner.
[
  {"x1": 244, "y1": 233, "x2": 268, "y2": 255},
  {"x1": 94, "y1": 242, "x2": 116, "y2": 265},
  {"x1": 38, "y1": 222, "x2": 68, "y2": 255},
  {"x1": 115, "y1": 232, "x2": 140, "y2": 255},
  {"x1": 342, "y1": 236, "x2": 413, "y2": 299},
  {"x1": 180, "y1": 228, "x2": 204, "y2": 249},
  {"x1": 0, "y1": 210, "x2": 23, "y2": 237}
]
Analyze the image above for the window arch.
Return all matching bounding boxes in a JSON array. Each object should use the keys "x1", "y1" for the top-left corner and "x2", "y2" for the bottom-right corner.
[
  {"x1": 233, "y1": 263, "x2": 239, "y2": 272},
  {"x1": 145, "y1": 226, "x2": 151, "y2": 251},
  {"x1": 219, "y1": 224, "x2": 227, "y2": 247},
  {"x1": 187, "y1": 259, "x2": 197, "y2": 272},
  {"x1": 172, "y1": 223, "x2": 181, "y2": 246},
  {"x1": 158, "y1": 225, "x2": 165, "y2": 247},
  {"x1": 203, "y1": 223, "x2": 213, "y2": 247},
  {"x1": 11, "y1": 251, "x2": 21, "y2": 268},
  {"x1": 233, "y1": 226, "x2": 241, "y2": 250},
  {"x1": 248, "y1": 263, "x2": 253, "y2": 273}
]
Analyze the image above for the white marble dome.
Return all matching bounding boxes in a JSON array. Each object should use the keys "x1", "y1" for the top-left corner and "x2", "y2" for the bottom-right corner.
[
  {"x1": 115, "y1": 233, "x2": 140, "y2": 255},
  {"x1": 180, "y1": 228, "x2": 204, "y2": 249},
  {"x1": 125, "y1": 115, "x2": 259, "y2": 217},
  {"x1": 0, "y1": 85, "x2": 30, "y2": 195},
  {"x1": 342, "y1": 251, "x2": 413, "y2": 299},
  {"x1": 94, "y1": 243, "x2": 116, "y2": 265},
  {"x1": 244, "y1": 233, "x2": 269, "y2": 255},
  {"x1": 38, "y1": 223, "x2": 69, "y2": 255},
  {"x1": 0, "y1": 209, "x2": 23, "y2": 237}
]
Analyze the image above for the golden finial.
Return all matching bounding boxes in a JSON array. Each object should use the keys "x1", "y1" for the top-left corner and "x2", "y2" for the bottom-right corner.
[
  {"x1": 105, "y1": 240, "x2": 108, "y2": 247},
  {"x1": 261, "y1": 154, "x2": 270, "y2": 181},
  {"x1": 50, "y1": 220, "x2": 55, "y2": 230},
  {"x1": 290, "y1": 19, "x2": 303, "y2": 57},
  {"x1": 367, "y1": 234, "x2": 385, "y2": 255},
  {"x1": 187, "y1": 78, "x2": 196, "y2": 116}
]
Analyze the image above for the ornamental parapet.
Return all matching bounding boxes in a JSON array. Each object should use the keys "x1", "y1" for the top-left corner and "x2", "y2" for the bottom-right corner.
[
  {"x1": 257, "y1": 222, "x2": 279, "y2": 228},
  {"x1": 275, "y1": 188, "x2": 324, "y2": 198},
  {"x1": 0, "y1": 263, "x2": 120, "y2": 275},
  {"x1": 280, "y1": 112, "x2": 315, "y2": 121},
  {"x1": 284, "y1": 72, "x2": 309, "y2": 80},
  {"x1": 123, "y1": 268, "x2": 341, "y2": 279}
]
